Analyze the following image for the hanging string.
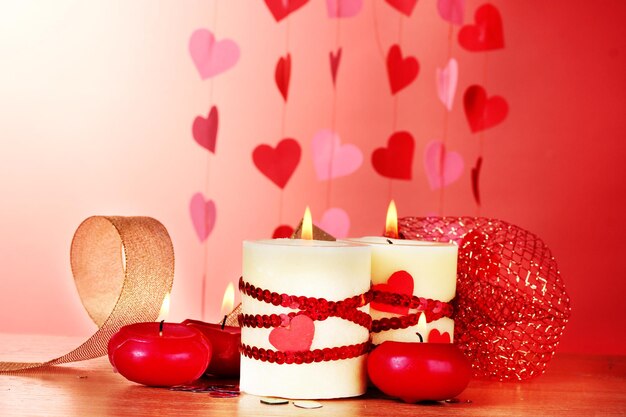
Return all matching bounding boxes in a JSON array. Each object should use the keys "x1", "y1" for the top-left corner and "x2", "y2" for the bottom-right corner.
[
  {"x1": 475, "y1": 51, "x2": 489, "y2": 217},
  {"x1": 326, "y1": 17, "x2": 342, "y2": 209},
  {"x1": 438, "y1": 23, "x2": 455, "y2": 216},
  {"x1": 277, "y1": 16, "x2": 292, "y2": 225}
]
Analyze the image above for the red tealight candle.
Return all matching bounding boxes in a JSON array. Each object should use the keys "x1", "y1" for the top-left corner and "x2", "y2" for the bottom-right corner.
[{"x1": 108, "y1": 321, "x2": 212, "y2": 387}]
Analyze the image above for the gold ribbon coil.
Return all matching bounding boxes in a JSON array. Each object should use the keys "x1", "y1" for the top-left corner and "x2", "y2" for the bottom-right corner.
[{"x1": 0, "y1": 216, "x2": 174, "y2": 372}]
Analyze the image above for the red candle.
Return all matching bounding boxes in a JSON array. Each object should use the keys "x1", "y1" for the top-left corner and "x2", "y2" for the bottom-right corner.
[
  {"x1": 183, "y1": 319, "x2": 241, "y2": 378},
  {"x1": 367, "y1": 341, "x2": 471, "y2": 403},
  {"x1": 108, "y1": 321, "x2": 212, "y2": 387}
]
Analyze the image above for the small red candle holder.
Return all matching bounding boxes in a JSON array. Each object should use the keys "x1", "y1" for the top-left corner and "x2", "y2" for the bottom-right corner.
[{"x1": 183, "y1": 319, "x2": 241, "y2": 378}]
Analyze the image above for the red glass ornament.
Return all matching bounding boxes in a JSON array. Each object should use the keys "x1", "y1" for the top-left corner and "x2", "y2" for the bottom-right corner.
[{"x1": 183, "y1": 319, "x2": 241, "y2": 377}]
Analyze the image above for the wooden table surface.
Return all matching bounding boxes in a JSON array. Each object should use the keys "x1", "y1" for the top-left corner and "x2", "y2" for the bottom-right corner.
[{"x1": 0, "y1": 333, "x2": 624, "y2": 417}]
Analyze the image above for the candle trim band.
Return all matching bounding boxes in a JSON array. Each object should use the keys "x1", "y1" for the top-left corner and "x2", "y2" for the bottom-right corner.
[
  {"x1": 240, "y1": 342, "x2": 370, "y2": 365},
  {"x1": 370, "y1": 289, "x2": 454, "y2": 334}
]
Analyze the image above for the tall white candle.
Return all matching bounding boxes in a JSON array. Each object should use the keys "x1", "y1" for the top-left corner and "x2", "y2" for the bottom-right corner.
[
  {"x1": 344, "y1": 237, "x2": 457, "y2": 345},
  {"x1": 240, "y1": 239, "x2": 371, "y2": 399}
]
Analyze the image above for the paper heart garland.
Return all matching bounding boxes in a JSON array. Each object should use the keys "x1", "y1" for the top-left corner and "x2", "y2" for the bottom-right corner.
[
  {"x1": 471, "y1": 156, "x2": 483, "y2": 205},
  {"x1": 463, "y1": 85, "x2": 508, "y2": 133},
  {"x1": 252, "y1": 138, "x2": 301, "y2": 189},
  {"x1": 272, "y1": 224, "x2": 295, "y2": 239},
  {"x1": 437, "y1": 0, "x2": 465, "y2": 25},
  {"x1": 428, "y1": 329, "x2": 451, "y2": 343},
  {"x1": 371, "y1": 270, "x2": 414, "y2": 315},
  {"x1": 189, "y1": 29, "x2": 240, "y2": 79},
  {"x1": 384, "y1": 0, "x2": 418, "y2": 16},
  {"x1": 327, "y1": 0, "x2": 362, "y2": 18},
  {"x1": 264, "y1": 0, "x2": 310, "y2": 22},
  {"x1": 312, "y1": 129, "x2": 363, "y2": 180},
  {"x1": 330, "y1": 48, "x2": 342, "y2": 86},
  {"x1": 371, "y1": 131, "x2": 415, "y2": 180},
  {"x1": 386, "y1": 44, "x2": 419, "y2": 95},
  {"x1": 423, "y1": 140, "x2": 464, "y2": 190},
  {"x1": 436, "y1": 58, "x2": 458, "y2": 111},
  {"x1": 192, "y1": 106, "x2": 218, "y2": 153},
  {"x1": 189, "y1": 193, "x2": 216, "y2": 242},
  {"x1": 275, "y1": 54, "x2": 291, "y2": 101},
  {"x1": 317, "y1": 207, "x2": 350, "y2": 238},
  {"x1": 269, "y1": 315, "x2": 315, "y2": 352},
  {"x1": 458, "y1": 4, "x2": 504, "y2": 52}
]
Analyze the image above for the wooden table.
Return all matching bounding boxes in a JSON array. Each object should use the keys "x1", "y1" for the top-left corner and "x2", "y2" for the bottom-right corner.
[{"x1": 1, "y1": 333, "x2": 624, "y2": 417}]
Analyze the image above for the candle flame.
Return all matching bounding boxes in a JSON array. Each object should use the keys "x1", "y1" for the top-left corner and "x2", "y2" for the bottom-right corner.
[
  {"x1": 157, "y1": 293, "x2": 170, "y2": 322},
  {"x1": 417, "y1": 313, "x2": 427, "y2": 343},
  {"x1": 221, "y1": 283, "x2": 235, "y2": 316},
  {"x1": 384, "y1": 200, "x2": 398, "y2": 238},
  {"x1": 301, "y1": 206, "x2": 313, "y2": 240}
]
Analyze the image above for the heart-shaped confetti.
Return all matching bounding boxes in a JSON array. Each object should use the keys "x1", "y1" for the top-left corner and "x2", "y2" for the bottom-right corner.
[
  {"x1": 423, "y1": 140, "x2": 464, "y2": 190},
  {"x1": 436, "y1": 58, "x2": 458, "y2": 111},
  {"x1": 192, "y1": 106, "x2": 218, "y2": 153},
  {"x1": 190, "y1": 193, "x2": 216, "y2": 242},
  {"x1": 384, "y1": 0, "x2": 418, "y2": 16},
  {"x1": 264, "y1": 0, "x2": 310, "y2": 22},
  {"x1": 371, "y1": 131, "x2": 415, "y2": 180},
  {"x1": 386, "y1": 44, "x2": 419, "y2": 95},
  {"x1": 312, "y1": 129, "x2": 363, "y2": 180},
  {"x1": 269, "y1": 315, "x2": 315, "y2": 352},
  {"x1": 458, "y1": 4, "x2": 504, "y2": 51},
  {"x1": 317, "y1": 207, "x2": 350, "y2": 238},
  {"x1": 189, "y1": 29, "x2": 240, "y2": 79},
  {"x1": 428, "y1": 329, "x2": 452, "y2": 343},
  {"x1": 371, "y1": 270, "x2": 414, "y2": 315},
  {"x1": 471, "y1": 156, "x2": 483, "y2": 205},
  {"x1": 326, "y1": 0, "x2": 363, "y2": 18},
  {"x1": 272, "y1": 224, "x2": 295, "y2": 238},
  {"x1": 275, "y1": 54, "x2": 291, "y2": 101},
  {"x1": 437, "y1": 0, "x2": 465, "y2": 25},
  {"x1": 329, "y1": 48, "x2": 342, "y2": 86},
  {"x1": 463, "y1": 85, "x2": 508, "y2": 133},
  {"x1": 253, "y1": 138, "x2": 301, "y2": 189}
]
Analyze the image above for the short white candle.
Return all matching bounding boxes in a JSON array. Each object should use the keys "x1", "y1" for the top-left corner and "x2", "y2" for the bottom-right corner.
[{"x1": 240, "y1": 238, "x2": 371, "y2": 399}]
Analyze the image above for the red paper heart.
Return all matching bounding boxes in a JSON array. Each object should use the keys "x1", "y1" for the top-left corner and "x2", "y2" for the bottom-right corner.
[
  {"x1": 371, "y1": 131, "x2": 415, "y2": 180},
  {"x1": 253, "y1": 138, "x2": 301, "y2": 189},
  {"x1": 329, "y1": 48, "x2": 342, "y2": 86},
  {"x1": 272, "y1": 224, "x2": 294, "y2": 238},
  {"x1": 428, "y1": 329, "x2": 451, "y2": 343},
  {"x1": 471, "y1": 156, "x2": 482, "y2": 205},
  {"x1": 463, "y1": 85, "x2": 508, "y2": 133},
  {"x1": 386, "y1": 44, "x2": 419, "y2": 95},
  {"x1": 275, "y1": 54, "x2": 291, "y2": 101},
  {"x1": 264, "y1": 0, "x2": 310, "y2": 22},
  {"x1": 458, "y1": 4, "x2": 504, "y2": 51},
  {"x1": 371, "y1": 270, "x2": 414, "y2": 315},
  {"x1": 385, "y1": 0, "x2": 418, "y2": 16},
  {"x1": 192, "y1": 106, "x2": 218, "y2": 153},
  {"x1": 269, "y1": 315, "x2": 315, "y2": 352}
]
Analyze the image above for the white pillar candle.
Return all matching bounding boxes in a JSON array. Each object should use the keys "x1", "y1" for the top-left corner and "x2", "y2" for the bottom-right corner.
[
  {"x1": 240, "y1": 239, "x2": 371, "y2": 399},
  {"x1": 344, "y1": 237, "x2": 457, "y2": 346}
]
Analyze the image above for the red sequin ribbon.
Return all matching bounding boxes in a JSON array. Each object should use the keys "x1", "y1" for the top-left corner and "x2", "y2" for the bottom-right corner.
[
  {"x1": 238, "y1": 277, "x2": 372, "y2": 364},
  {"x1": 370, "y1": 290, "x2": 454, "y2": 333}
]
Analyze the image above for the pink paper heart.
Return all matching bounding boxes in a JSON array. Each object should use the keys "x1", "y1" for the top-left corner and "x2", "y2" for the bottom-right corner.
[
  {"x1": 437, "y1": 0, "x2": 465, "y2": 25},
  {"x1": 423, "y1": 140, "x2": 464, "y2": 189},
  {"x1": 189, "y1": 193, "x2": 216, "y2": 242},
  {"x1": 312, "y1": 129, "x2": 363, "y2": 180},
  {"x1": 192, "y1": 106, "x2": 218, "y2": 153},
  {"x1": 316, "y1": 207, "x2": 350, "y2": 238},
  {"x1": 326, "y1": 0, "x2": 363, "y2": 18},
  {"x1": 436, "y1": 58, "x2": 458, "y2": 111},
  {"x1": 189, "y1": 29, "x2": 240, "y2": 80},
  {"x1": 269, "y1": 315, "x2": 315, "y2": 352}
]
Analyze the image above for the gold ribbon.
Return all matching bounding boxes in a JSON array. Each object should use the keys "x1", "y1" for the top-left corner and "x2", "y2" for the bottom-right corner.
[{"x1": 0, "y1": 216, "x2": 174, "y2": 372}]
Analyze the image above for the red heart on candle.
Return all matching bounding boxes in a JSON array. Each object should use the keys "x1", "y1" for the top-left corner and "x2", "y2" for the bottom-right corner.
[
  {"x1": 386, "y1": 44, "x2": 419, "y2": 95},
  {"x1": 372, "y1": 270, "x2": 414, "y2": 315},
  {"x1": 252, "y1": 138, "x2": 301, "y2": 189},
  {"x1": 269, "y1": 315, "x2": 315, "y2": 352},
  {"x1": 428, "y1": 329, "x2": 451, "y2": 343},
  {"x1": 458, "y1": 3, "x2": 504, "y2": 51},
  {"x1": 275, "y1": 54, "x2": 291, "y2": 101}
]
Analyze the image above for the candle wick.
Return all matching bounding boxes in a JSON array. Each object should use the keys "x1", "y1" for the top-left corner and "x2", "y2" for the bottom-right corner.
[
  {"x1": 386, "y1": 239, "x2": 393, "y2": 244},
  {"x1": 159, "y1": 319, "x2": 164, "y2": 337},
  {"x1": 415, "y1": 332, "x2": 424, "y2": 343},
  {"x1": 221, "y1": 315, "x2": 227, "y2": 330}
]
